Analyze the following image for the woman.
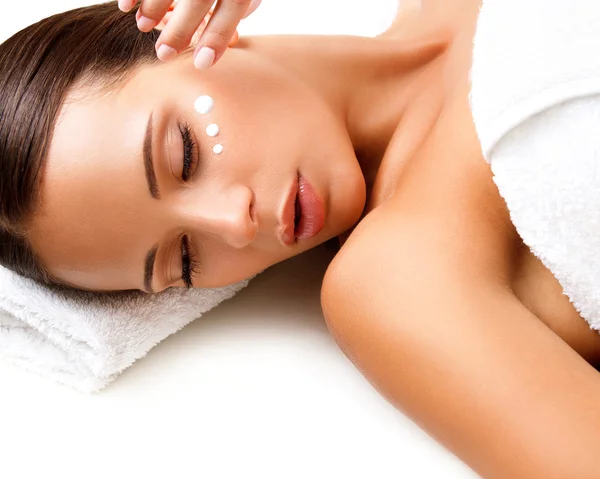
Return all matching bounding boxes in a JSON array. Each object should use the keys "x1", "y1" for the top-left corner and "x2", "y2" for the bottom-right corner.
[{"x1": 2, "y1": 1, "x2": 600, "y2": 476}]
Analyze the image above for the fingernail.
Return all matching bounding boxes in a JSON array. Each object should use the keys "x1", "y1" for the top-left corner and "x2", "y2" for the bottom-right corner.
[
  {"x1": 118, "y1": 0, "x2": 135, "y2": 12},
  {"x1": 137, "y1": 16, "x2": 157, "y2": 32},
  {"x1": 157, "y1": 44, "x2": 178, "y2": 62},
  {"x1": 194, "y1": 47, "x2": 216, "y2": 70}
]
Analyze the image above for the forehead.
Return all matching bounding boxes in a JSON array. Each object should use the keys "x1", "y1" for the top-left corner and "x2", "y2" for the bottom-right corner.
[{"x1": 28, "y1": 69, "x2": 162, "y2": 288}]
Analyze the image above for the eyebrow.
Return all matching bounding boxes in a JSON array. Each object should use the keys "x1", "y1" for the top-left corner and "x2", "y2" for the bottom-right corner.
[
  {"x1": 144, "y1": 244, "x2": 159, "y2": 294},
  {"x1": 143, "y1": 111, "x2": 160, "y2": 293},
  {"x1": 144, "y1": 111, "x2": 160, "y2": 200}
]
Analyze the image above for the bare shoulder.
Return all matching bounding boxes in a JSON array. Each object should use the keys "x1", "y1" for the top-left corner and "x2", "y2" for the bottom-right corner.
[
  {"x1": 321, "y1": 191, "x2": 493, "y2": 333},
  {"x1": 321, "y1": 142, "x2": 517, "y2": 333},
  {"x1": 321, "y1": 197, "x2": 600, "y2": 478},
  {"x1": 322, "y1": 164, "x2": 600, "y2": 369},
  {"x1": 322, "y1": 197, "x2": 426, "y2": 319}
]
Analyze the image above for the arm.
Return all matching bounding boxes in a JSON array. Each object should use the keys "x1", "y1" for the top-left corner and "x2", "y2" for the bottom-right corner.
[{"x1": 322, "y1": 216, "x2": 600, "y2": 479}]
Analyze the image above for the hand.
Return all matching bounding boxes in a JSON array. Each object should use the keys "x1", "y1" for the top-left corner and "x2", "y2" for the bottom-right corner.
[
  {"x1": 154, "y1": 3, "x2": 242, "y2": 56},
  {"x1": 118, "y1": 0, "x2": 261, "y2": 70}
]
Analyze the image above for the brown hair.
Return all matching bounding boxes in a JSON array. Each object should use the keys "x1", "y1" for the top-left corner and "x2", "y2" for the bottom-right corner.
[{"x1": 0, "y1": 1, "x2": 160, "y2": 287}]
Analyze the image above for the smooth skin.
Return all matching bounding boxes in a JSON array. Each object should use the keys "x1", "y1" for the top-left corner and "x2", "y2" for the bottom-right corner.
[
  {"x1": 31, "y1": 1, "x2": 600, "y2": 475},
  {"x1": 323, "y1": 1, "x2": 600, "y2": 477}
]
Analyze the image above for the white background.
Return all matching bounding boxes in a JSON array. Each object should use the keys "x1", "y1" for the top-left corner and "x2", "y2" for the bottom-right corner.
[{"x1": 0, "y1": 1, "x2": 478, "y2": 478}]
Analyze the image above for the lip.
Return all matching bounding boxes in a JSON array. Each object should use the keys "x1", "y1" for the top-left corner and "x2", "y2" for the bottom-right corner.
[
  {"x1": 277, "y1": 172, "x2": 325, "y2": 247},
  {"x1": 295, "y1": 174, "x2": 325, "y2": 241},
  {"x1": 278, "y1": 174, "x2": 299, "y2": 247}
]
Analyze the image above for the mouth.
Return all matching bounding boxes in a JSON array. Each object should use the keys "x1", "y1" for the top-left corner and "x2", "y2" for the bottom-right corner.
[
  {"x1": 294, "y1": 193, "x2": 301, "y2": 231},
  {"x1": 278, "y1": 172, "x2": 325, "y2": 247}
]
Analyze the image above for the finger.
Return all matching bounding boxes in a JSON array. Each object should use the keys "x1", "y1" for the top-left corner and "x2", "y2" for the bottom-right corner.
[
  {"x1": 136, "y1": 0, "x2": 178, "y2": 32},
  {"x1": 242, "y1": 0, "x2": 261, "y2": 19},
  {"x1": 159, "y1": 3, "x2": 209, "y2": 32},
  {"x1": 229, "y1": 30, "x2": 239, "y2": 47},
  {"x1": 156, "y1": 10, "x2": 173, "y2": 30},
  {"x1": 190, "y1": 16, "x2": 210, "y2": 47},
  {"x1": 155, "y1": 0, "x2": 214, "y2": 61},
  {"x1": 157, "y1": 3, "x2": 203, "y2": 31},
  {"x1": 190, "y1": 14, "x2": 238, "y2": 48},
  {"x1": 200, "y1": 10, "x2": 239, "y2": 47},
  {"x1": 118, "y1": 0, "x2": 138, "y2": 12},
  {"x1": 194, "y1": 0, "x2": 251, "y2": 70}
]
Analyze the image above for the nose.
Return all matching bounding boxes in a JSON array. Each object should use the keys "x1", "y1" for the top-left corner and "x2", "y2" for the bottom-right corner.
[{"x1": 179, "y1": 184, "x2": 257, "y2": 249}]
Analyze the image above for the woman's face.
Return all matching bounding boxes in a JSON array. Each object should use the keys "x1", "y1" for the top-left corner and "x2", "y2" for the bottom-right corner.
[{"x1": 28, "y1": 48, "x2": 366, "y2": 292}]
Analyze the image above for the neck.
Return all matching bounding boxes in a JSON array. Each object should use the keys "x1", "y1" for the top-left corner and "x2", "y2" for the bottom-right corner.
[{"x1": 242, "y1": 32, "x2": 450, "y2": 188}]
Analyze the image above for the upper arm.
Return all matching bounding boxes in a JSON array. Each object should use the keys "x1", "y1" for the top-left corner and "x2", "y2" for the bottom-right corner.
[{"x1": 322, "y1": 212, "x2": 600, "y2": 479}]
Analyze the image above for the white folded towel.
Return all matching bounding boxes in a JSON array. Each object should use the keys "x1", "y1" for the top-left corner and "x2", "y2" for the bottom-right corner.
[
  {"x1": 0, "y1": 264, "x2": 251, "y2": 392},
  {"x1": 470, "y1": 0, "x2": 600, "y2": 330}
]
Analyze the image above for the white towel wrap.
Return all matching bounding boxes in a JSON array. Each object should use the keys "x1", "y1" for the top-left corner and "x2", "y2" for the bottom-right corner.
[{"x1": 470, "y1": 0, "x2": 600, "y2": 330}]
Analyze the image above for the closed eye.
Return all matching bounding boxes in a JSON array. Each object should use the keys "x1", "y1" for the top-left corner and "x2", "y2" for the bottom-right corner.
[
  {"x1": 181, "y1": 234, "x2": 201, "y2": 288},
  {"x1": 179, "y1": 121, "x2": 198, "y2": 182},
  {"x1": 178, "y1": 122, "x2": 201, "y2": 287}
]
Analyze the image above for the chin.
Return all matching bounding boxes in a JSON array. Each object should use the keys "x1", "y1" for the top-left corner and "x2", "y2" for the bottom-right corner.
[
  {"x1": 320, "y1": 148, "x2": 367, "y2": 244},
  {"x1": 342, "y1": 175, "x2": 368, "y2": 231}
]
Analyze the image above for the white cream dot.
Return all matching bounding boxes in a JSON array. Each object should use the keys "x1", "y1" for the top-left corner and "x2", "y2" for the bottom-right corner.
[
  {"x1": 206, "y1": 123, "x2": 220, "y2": 137},
  {"x1": 213, "y1": 144, "x2": 224, "y2": 155},
  {"x1": 194, "y1": 95, "x2": 214, "y2": 114}
]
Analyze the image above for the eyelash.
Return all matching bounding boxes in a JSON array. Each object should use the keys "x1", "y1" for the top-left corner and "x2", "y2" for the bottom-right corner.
[
  {"x1": 178, "y1": 122, "x2": 201, "y2": 288},
  {"x1": 181, "y1": 235, "x2": 201, "y2": 289},
  {"x1": 179, "y1": 121, "x2": 198, "y2": 182}
]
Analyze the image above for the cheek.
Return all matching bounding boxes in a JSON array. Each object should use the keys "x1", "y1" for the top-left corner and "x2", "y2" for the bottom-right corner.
[
  {"x1": 197, "y1": 244, "x2": 279, "y2": 287},
  {"x1": 228, "y1": 96, "x2": 325, "y2": 166},
  {"x1": 203, "y1": 73, "x2": 317, "y2": 147}
]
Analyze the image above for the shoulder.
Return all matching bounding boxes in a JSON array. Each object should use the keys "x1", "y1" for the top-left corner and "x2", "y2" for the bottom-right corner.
[
  {"x1": 321, "y1": 200, "x2": 600, "y2": 478},
  {"x1": 322, "y1": 192, "x2": 496, "y2": 333},
  {"x1": 321, "y1": 172, "x2": 509, "y2": 340}
]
